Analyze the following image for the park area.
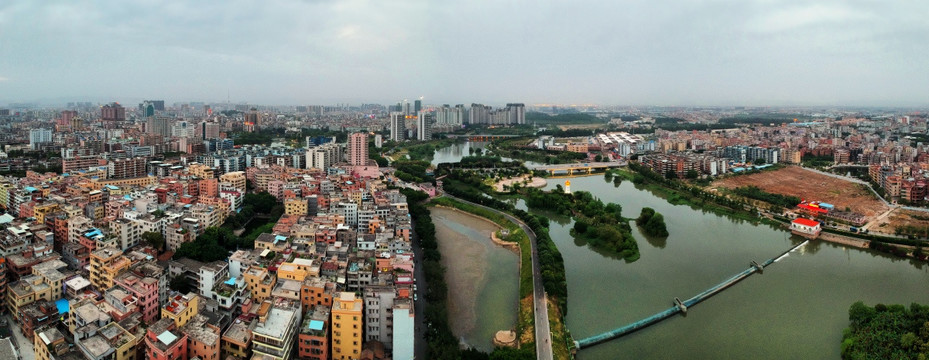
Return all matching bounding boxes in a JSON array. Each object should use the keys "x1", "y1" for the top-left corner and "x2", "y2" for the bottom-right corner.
[{"x1": 712, "y1": 166, "x2": 888, "y2": 217}]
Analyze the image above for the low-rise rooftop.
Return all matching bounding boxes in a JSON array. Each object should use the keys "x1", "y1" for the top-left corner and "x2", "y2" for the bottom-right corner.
[{"x1": 253, "y1": 307, "x2": 298, "y2": 340}]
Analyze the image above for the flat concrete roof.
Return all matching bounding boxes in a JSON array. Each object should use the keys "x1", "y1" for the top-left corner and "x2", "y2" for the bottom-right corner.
[{"x1": 253, "y1": 307, "x2": 298, "y2": 340}]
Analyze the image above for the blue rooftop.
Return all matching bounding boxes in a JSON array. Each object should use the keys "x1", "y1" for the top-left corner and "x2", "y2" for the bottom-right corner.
[
  {"x1": 308, "y1": 320, "x2": 324, "y2": 331},
  {"x1": 56, "y1": 298, "x2": 69, "y2": 315},
  {"x1": 274, "y1": 235, "x2": 287, "y2": 243},
  {"x1": 224, "y1": 277, "x2": 237, "y2": 286},
  {"x1": 24, "y1": 186, "x2": 37, "y2": 192}
]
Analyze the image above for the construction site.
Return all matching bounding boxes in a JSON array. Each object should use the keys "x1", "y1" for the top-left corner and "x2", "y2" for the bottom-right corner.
[{"x1": 713, "y1": 166, "x2": 888, "y2": 217}]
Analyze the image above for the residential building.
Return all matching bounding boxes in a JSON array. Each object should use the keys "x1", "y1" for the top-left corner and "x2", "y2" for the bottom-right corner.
[
  {"x1": 219, "y1": 171, "x2": 246, "y2": 193},
  {"x1": 89, "y1": 248, "x2": 130, "y2": 291},
  {"x1": 299, "y1": 305, "x2": 330, "y2": 360},
  {"x1": 348, "y1": 132, "x2": 368, "y2": 166},
  {"x1": 181, "y1": 314, "x2": 220, "y2": 360},
  {"x1": 162, "y1": 292, "x2": 199, "y2": 328},
  {"x1": 363, "y1": 285, "x2": 396, "y2": 349},
  {"x1": 417, "y1": 112, "x2": 433, "y2": 141},
  {"x1": 144, "y1": 318, "x2": 188, "y2": 360},
  {"x1": 331, "y1": 292, "x2": 363, "y2": 360},
  {"x1": 252, "y1": 304, "x2": 301, "y2": 360},
  {"x1": 29, "y1": 128, "x2": 53, "y2": 150},
  {"x1": 221, "y1": 318, "x2": 255, "y2": 359},
  {"x1": 389, "y1": 112, "x2": 406, "y2": 142}
]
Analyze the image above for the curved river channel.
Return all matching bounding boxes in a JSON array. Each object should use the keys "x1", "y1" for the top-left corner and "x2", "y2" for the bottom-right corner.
[{"x1": 432, "y1": 142, "x2": 929, "y2": 358}]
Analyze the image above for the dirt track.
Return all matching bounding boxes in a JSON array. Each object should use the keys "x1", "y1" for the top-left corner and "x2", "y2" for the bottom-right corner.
[
  {"x1": 869, "y1": 208, "x2": 929, "y2": 236},
  {"x1": 712, "y1": 166, "x2": 887, "y2": 217}
]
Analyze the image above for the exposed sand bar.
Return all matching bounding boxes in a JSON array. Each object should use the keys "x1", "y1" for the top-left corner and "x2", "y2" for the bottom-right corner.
[{"x1": 431, "y1": 207, "x2": 519, "y2": 352}]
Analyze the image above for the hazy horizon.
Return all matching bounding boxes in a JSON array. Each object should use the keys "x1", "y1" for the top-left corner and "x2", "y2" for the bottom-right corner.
[{"x1": 1, "y1": 1, "x2": 928, "y2": 107}]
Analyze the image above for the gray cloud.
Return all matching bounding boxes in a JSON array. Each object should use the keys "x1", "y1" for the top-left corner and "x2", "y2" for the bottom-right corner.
[{"x1": 0, "y1": 0, "x2": 927, "y2": 106}]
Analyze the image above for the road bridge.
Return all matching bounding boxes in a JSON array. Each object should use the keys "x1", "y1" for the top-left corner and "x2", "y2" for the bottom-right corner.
[
  {"x1": 528, "y1": 161, "x2": 626, "y2": 176},
  {"x1": 446, "y1": 134, "x2": 522, "y2": 141}
]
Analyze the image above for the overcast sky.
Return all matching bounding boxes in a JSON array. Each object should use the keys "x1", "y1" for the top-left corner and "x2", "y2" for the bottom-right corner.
[{"x1": 1, "y1": 0, "x2": 927, "y2": 107}]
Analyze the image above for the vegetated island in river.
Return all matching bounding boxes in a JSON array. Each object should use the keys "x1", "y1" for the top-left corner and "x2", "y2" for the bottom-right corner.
[
  {"x1": 842, "y1": 301, "x2": 929, "y2": 359},
  {"x1": 636, "y1": 207, "x2": 669, "y2": 237},
  {"x1": 523, "y1": 187, "x2": 641, "y2": 262}
]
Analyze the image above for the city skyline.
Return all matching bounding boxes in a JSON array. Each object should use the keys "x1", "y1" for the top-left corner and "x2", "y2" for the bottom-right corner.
[{"x1": 1, "y1": 1, "x2": 928, "y2": 107}]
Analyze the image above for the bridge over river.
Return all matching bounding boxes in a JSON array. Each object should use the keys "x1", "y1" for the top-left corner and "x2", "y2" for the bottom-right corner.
[
  {"x1": 528, "y1": 161, "x2": 626, "y2": 176},
  {"x1": 573, "y1": 240, "x2": 809, "y2": 353}
]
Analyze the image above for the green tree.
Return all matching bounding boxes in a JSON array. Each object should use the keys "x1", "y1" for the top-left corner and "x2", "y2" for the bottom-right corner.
[
  {"x1": 636, "y1": 207, "x2": 656, "y2": 226},
  {"x1": 686, "y1": 169, "x2": 699, "y2": 180},
  {"x1": 664, "y1": 170, "x2": 678, "y2": 180},
  {"x1": 243, "y1": 192, "x2": 278, "y2": 214},
  {"x1": 573, "y1": 220, "x2": 588, "y2": 234},
  {"x1": 169, "y1": 275, "x2": 192, "y2": 293},
  {"x1": 141, "y1": 231, "x2": 165, "y2": 251}
]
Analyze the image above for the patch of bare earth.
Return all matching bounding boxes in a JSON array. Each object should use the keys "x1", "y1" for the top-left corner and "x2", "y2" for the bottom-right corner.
[
  {"x1": 872, "y1": 208, "x2": 929, "y2": 235},
  {"x1": 712, "y1": 166, "x2": 887, "y2": 217}
]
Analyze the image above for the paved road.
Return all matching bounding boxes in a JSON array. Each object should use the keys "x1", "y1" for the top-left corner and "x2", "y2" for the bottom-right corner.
[
  {"x1": 410, "y1": 214, "x2": 428, "y2": 360},
  {"x1": 5, "y1": 314, "x2": 35, "y2": 360},
  {"x1": 443, "y1": 194, "x2": 553, "y2": 360}
]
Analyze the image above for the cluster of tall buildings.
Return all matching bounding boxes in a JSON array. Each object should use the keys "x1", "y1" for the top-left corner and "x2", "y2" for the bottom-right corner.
[
  {"x1": 468, "y1": 103, "x2": 526, "y2": 126},
  {"x1": 388, "y1": 102, "x2": 525, "y2": 142}
]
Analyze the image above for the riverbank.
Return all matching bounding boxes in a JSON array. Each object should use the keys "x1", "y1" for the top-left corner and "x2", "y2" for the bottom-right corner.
[
  {"x1": 431, "y1": 198, "x2": 533, "y2": 297},
  {"x1": 434, "y1": 205, "x2": 520, "y2": 254},
  {"x1": 619, "y1": 163, "x2": 927, "y2": 262},
  {"x1": 533, "y1": 174, "x2": 929, "y2": 359},
  {"x1": 431, "y1": 196, "x2": 571, "y2": 359},
  {"x1": 817, "y1": 232, "x2": 870, "y2": 249},
  {"x1": 431, "y1": 207, "x2": 518, "y2": 352},
  {"x1": 614, "y1": 166, "x2": 776, "y2": 226}
]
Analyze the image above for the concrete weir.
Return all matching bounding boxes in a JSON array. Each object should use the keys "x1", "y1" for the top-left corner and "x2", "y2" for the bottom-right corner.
[{"x1": 573, "y1": 240, "x2": 809, "y2": 351}]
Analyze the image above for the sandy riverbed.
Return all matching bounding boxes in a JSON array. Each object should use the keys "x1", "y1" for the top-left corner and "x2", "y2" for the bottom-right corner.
[{"x1": 431, "y1": 207, "x2": 519, "y2": 351}]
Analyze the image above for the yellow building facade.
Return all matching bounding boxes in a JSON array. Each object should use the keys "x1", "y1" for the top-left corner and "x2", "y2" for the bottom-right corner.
[{"x1": 331, "y1": 292, "x2": 363, "y2": 360}]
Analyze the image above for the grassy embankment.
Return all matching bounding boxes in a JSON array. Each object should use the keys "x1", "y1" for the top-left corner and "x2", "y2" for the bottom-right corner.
[
  {"x1": 613, "y1": 166, "x2": 778, "y2": 226},
  {"x1": 620, "y1": 164, "x2": 928, "y2": 260},
  {"x1": 430, "y1": 197, "x2": 570, "y2": 358}
]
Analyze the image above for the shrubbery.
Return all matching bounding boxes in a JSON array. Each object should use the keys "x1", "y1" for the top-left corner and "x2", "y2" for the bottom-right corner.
[
  {"x1": 636, "y1": 207, "x2": 669, "y2": 237},
  {"x1": 842, "y1": 301, "x2": 929, "y2": 359}
]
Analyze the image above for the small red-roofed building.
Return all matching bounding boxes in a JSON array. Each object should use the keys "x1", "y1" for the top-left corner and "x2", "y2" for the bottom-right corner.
[{"x1": 790, "y1": 218, "x2": 821, "y2": 239}]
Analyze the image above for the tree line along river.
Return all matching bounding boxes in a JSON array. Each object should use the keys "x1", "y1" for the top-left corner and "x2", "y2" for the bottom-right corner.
[{"x1": 432, "y1": 141, "x2": 929, "y2": 359}]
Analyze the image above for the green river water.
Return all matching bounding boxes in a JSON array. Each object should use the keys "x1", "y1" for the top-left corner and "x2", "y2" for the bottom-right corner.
[{"x1": 433, "y1": 142, "x2": 929, "y2": 358}]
